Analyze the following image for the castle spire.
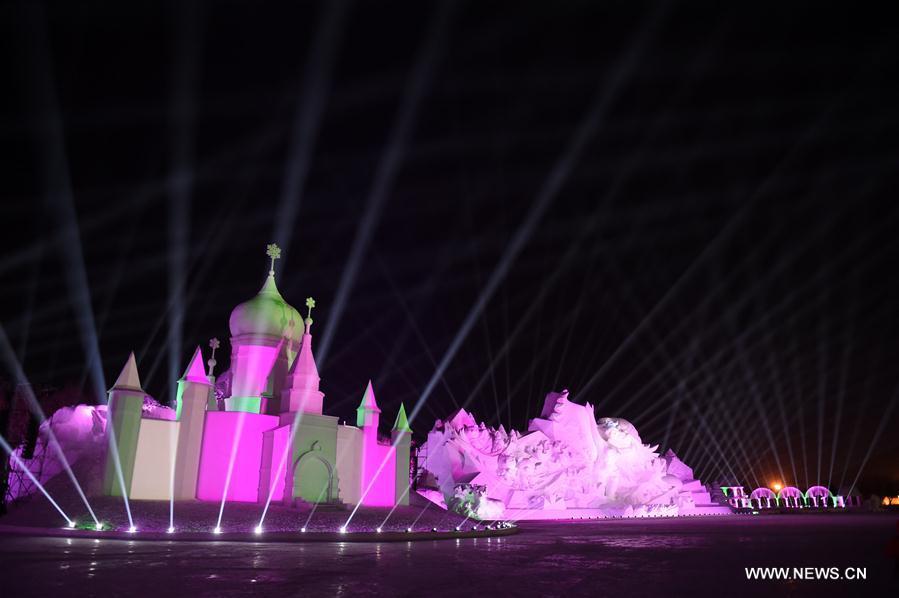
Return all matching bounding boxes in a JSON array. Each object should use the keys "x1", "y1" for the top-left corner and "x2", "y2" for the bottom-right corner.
[
  {"x1": 112, "y1": 352, "x2": 142, "y2": 391},
  {"x1": 356, "y1": 380, "x2": 381, "y2": 427},
  {"x1": 181, "y1": 346, "x2": 210, "y2": 385},
  {"x1": 392, "y1": 403, "x2": 412, "y2": 433},
  {"x1": 281, "y1": 310, "x2": 325, "y2": 414}
]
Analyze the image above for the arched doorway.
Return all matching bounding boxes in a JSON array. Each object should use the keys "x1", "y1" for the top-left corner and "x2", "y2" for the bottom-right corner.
[{"x1": 293, "y1": 452, "x2": 334, "y2": 503}]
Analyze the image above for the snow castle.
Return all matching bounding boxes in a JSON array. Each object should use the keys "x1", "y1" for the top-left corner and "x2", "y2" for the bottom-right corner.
[{"x1": 102, "y1": 245, "x2": 411, "y2": 508}]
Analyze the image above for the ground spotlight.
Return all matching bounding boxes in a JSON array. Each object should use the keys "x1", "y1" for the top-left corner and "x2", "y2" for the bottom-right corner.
[
  {"x1": 128, "y1": 526, "x2": 137, "y2": 533},
  {"x1": 339, "y1": 527, "x2": 347, "y2": 534},
  {"x1": 406, "y1": 528, "x2": 412, "y2": 533},
  {"x1": 213, "y1": 527, "x2": 222, "y2": 535},
  {"x1": 254, "y1": 526, "x2": 263, "y2": 535},
  {"x1": 95, "y1": 523, "x2": 104, "y2": 531},
  {"x1": 167, "y1": 527, "x2": 175, "y2": 534},
  {"x1": 67, "y1": 520, "x2": 76, "y2": 529},
  {"x1": 376, "y1": 527, "x2": 382, "y2": 533},
  {"x1": 301, "y1": 527, "x2": 307, "y2": 533}
]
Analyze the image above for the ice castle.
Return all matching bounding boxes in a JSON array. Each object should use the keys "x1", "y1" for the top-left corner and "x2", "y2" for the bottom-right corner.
[{"x1": 102, "y1": 244, "x2": 411, "y2": 508}]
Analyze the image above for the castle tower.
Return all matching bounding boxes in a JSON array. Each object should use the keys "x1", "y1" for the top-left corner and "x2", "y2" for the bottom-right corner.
[
  {"x1": 392, "y1": 403, "x2": 413, "y2": 506},
  {"x1": 226, "y1": 244, "x2": 302, "y2": 414},
  {"x1": 103, "y1": 353, "x2": 145, "y2": 497},
  {"x1": 280, "y1": 304, "x2": 324, "y2": 415},
  {"x1": 173, "y1": 347, "x2": 210, "y2": 499},
  {"x1": 357, "y1": 380, "x2": 381, "y2": 498}
]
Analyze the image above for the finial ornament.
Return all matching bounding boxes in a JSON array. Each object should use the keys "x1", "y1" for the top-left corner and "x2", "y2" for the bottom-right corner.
[
  {"x1": 304, "y1": 296, "x2": 315, "y2": 331},
  {"x1": 266, "y1": 243, "x2": 282, "y2": 275},
  {"x1": 207, "y1": 337, "x2": 220, "y2": 377}
]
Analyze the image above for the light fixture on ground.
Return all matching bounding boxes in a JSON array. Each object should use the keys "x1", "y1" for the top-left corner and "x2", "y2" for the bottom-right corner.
[
  {"x1": 254, "y1": 526, "x2": 263, "y2": 535},
  {"x1": 213, "y1": 527, "x2": 222, "y2": 535}
]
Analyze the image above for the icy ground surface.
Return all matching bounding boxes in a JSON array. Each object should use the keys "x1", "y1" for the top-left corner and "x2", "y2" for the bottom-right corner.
[
  {"x1": 0, "y1": 493, "x2": 474, "y2": 534},
  {"x1": 0, "y1": 453, "x2": 472, "y2": 533},
  {"x1": 0, "y1": 514, "x2": 896, "y2": 596}
]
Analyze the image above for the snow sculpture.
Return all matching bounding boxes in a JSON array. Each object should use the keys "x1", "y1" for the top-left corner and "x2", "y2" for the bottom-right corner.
[{"x1": 420, "y1": 390, "x2": 730, "y2": 520}]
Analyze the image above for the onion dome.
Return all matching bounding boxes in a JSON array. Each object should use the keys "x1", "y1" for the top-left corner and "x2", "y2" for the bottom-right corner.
[{"x1": 229, "y1": 272, "x2": 303, "y2": 343}]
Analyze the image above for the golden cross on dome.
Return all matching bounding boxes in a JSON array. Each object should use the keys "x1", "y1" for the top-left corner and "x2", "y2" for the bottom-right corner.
[
  {"x1": 305, "y1": 297, "x2": 316, "y2": 320},
  {"x1": 266, "y1": 243, "x2": 281, "y2": 274}
]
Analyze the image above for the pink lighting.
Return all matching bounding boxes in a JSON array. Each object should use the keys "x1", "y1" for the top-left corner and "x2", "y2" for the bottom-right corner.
[
  {"x1": 196, "y1": 412, "x2": 280, "y2": 502},
  {"x1": 360, "y1": 442, "x2": 397, "y2": 507},
  {"x1": 227, "y1": 344, "x2": 279, "y2": 413}
]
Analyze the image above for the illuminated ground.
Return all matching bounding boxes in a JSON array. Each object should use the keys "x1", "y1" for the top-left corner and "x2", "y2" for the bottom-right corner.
[
  {"x1": 0, "y1": 492, "x2": 473, "y2": 535},
  {"x1": 0, "y1": 513, "x2": 896, "y2": 596}
]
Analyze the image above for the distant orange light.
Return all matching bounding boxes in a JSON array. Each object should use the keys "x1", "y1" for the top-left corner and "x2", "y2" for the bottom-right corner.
[{"x1": 772, "y1": 483, "x2": 782, "y2": 492}]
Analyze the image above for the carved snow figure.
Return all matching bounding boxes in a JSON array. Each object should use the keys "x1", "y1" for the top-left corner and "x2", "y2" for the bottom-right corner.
[{"x1": 421, "y1": 390, "x2": 731, "y2": 520}]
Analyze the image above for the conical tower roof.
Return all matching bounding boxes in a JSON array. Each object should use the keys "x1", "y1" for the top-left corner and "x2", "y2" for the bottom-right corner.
[
  {"x1": 357, "y1": 380, "x2": 380, "y2": 412},
  {"x1": 181, "y1": 346, "x2": 210, "y2": 385},
  {"x1": 286, "y1": 322, "x2": 319, "y2": 387},
  {"x1": 392, "y1": 403, "x2": 412, "y2": 433},
  {"x1": 111, "y1": 352, "x2": 143, "y2": 391},
  {"x1": 356, "y1": 380, "x2": 381, "y2": 427}
]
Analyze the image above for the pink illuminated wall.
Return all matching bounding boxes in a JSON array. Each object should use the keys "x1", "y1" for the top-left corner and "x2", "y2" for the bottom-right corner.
[
  {"x1": 268, "y1": 424, "x2": 289, "y2": 502},
  {"x1": 360, "y1": 441, "x2": 396, "y2": 507},
  {"x1": 228, "y1": 344, "x2": 279, "y2": 411},
  {"x1": 196, "y1": 411, "x2": 280, "y2": 502}
]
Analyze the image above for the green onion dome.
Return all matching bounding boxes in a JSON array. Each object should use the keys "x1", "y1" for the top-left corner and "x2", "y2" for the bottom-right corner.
[{"x1": 229, "y1": 273, "x2": 302, "y2": 343}]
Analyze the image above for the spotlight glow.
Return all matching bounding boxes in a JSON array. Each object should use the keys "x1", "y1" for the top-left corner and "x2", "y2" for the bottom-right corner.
[
  {"x1": 254, "y1": 526, "x2": 263, "y2": 535},
  {"x1": 167, "y1": 527, "x2": 175, "y2": 534},
  {"x1": 339, "y1": 527, "x2": 347, "y2": 534},
  {"x1": 213, "y1": 527, "x2": 222, "y2": 535},
  {"x1": 376, "y1": 527, "x2": 382, "y2": 533},
  {"x1": 128, "y1": 526, "x2": 137, "y2": 533},
  {"x1": 301, "y1": 527, "x2": 306, "y2": 533},
  {"x1": 95, "y1": 523, "x2": 104, "y2": 531}
]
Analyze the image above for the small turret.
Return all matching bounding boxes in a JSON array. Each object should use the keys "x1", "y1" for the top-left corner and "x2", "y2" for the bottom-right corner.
[
  {"x1": 392, "y1": 403, "x2": 412, "y2": 434},
  {"x1": 103, "y1": 352, "x2": 145, "y2": 498},
  {"x1": 281, "y1": 299, "x2": 325, "y2": 414},
  {"x1": 173, "y1": 346, "x2": 211, "y2": 500},
  {"x1": 392, "y1": 403, "x2": 413, "y2": 506},
  {"x1": 356, "y1": 380, "x2": 381, "y2": 428}
]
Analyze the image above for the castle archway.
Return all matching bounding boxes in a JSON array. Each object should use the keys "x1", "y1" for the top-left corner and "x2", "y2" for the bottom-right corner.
[{"x1": 293, "y1": 451, "x2": 334, "y2": 504}]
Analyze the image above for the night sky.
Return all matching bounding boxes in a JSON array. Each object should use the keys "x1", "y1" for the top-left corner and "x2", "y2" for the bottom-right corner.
[{"x1": 2, "y1": 1, "x2": 898, "y2": 493}]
